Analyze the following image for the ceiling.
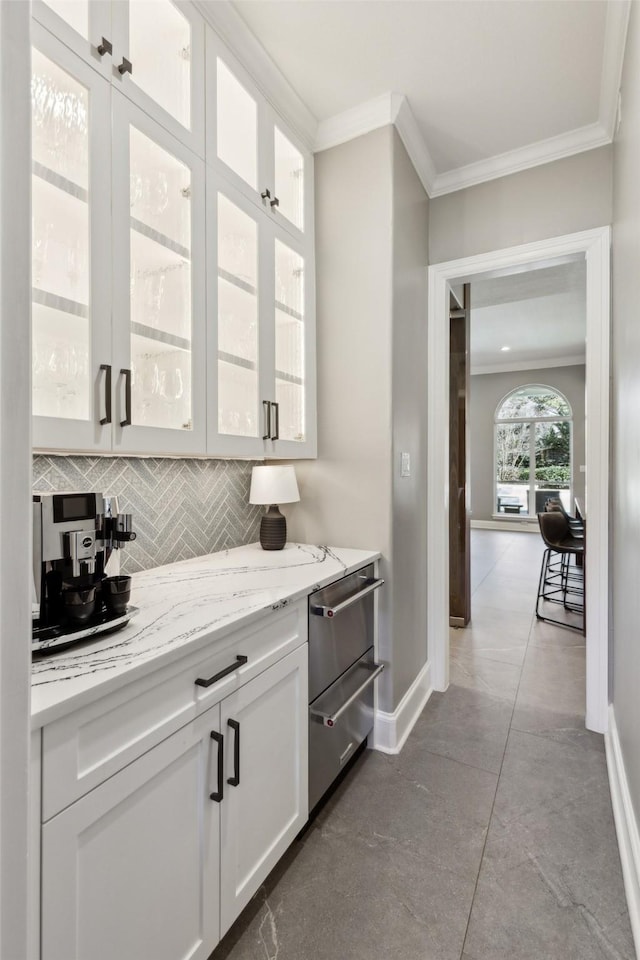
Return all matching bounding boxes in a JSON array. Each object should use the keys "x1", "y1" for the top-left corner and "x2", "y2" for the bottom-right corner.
[
  {"x1": 224, "y1": 0, "x2": 629, "y2": 196},
  {"x1": 469, "y1": 261, "x2": 587, "y2": 375}
]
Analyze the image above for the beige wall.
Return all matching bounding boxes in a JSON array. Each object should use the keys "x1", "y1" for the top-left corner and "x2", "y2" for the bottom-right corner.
[
  {"x1": 469, "y1": 365, "x2": 586, "y2": 522},
  {"x1": 288, "y1": 126, "x2": 430, "y2": 712},
  {"x1": 612, "y1": 0, "x2": 640, "y2": 853},
  {"x1": 288, "y1": 127, "x2": 395, "y2": 708},
  {"x1": 390, "y1": 130, "x2": 429, "y2": 706},
  {"x1": 429, "y1": 146, "x2": 613, "y2": 264}
]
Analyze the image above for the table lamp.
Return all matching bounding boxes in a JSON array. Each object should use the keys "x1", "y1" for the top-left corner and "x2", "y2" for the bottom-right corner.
[{"x1": 249, "y1": 465, "x2": 300, "y2": 550}]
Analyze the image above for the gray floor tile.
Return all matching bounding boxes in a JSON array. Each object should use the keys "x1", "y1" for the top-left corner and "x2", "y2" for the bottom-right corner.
[
  {"x1": 314, "y1": 745, "x2": 498, "y2": 880},
  {"x1": 451, "y1": 618, "x2": 529, "y2": 666},
  {"x1": 410, "y1": 685, "x2": 513, "y2": 774},
  {"x1": 450, "y1": 646, "x2": 522, "y2": 700},
  {"x1": 463, "y1": 825, "x2": 630, "y2": 960},
  {"x1": 482, "y1": 730, "x2": 633, "y2": 953}
]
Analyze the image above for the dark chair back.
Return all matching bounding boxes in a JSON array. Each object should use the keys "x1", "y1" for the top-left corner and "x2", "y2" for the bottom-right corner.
[{"x1": 537, "y1": 510, "x2": 572, "y2": 549}]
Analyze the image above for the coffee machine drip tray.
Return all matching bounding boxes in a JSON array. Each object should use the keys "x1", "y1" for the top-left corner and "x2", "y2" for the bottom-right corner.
[{"x1": 32, "y1": 606, "x2": 139, "y2": 656}]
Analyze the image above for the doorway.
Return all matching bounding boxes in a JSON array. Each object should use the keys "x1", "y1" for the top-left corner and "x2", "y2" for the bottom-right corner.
[{"x1": 428, "y1": 227, "x2": 611, "y2": 733}]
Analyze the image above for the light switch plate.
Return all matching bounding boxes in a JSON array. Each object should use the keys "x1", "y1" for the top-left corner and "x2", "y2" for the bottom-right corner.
[{"x1": 401, "y1": 452, "x2": 411, "y2": 478}]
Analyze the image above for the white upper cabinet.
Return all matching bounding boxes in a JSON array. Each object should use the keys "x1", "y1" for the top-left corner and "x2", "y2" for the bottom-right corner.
[
  {"x1": 32, "y1": 0, "x2": 113, "y2": 80},
  {"x1": 110, "y1": 0, "x2": 205, "y2": 156},
  {"x1": 33, "y1": 0, "x2": 205, "y2": 154},
  {"x1": 31, "y1": 5, "x2": 315, "y2": 459},
  {"x1": 206, "y1": 29, "x2": 316, "y2": 458},
  {"x1": 31, "y1": 24, "x2": 112, "y2": 452},
  {"x1": 206, "y1": 29, "x2": 312, "y2": 244},
  {"x1": 111, "y1": 93, "x2": 206, "y2": 455}
]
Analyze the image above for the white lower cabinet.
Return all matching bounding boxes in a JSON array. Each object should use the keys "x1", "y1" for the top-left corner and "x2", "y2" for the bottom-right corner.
[
  {"x1": 40, "y1": 642, "x2": 308, "y2": 960},
  {"x1": 219, "y1": 643, "x2": 308, "y2": 934},
  {"x1": 42, "y1": 712, "x2": 220, "y2": 960}
]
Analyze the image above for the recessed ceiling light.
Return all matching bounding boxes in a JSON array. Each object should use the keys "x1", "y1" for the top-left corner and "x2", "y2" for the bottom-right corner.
[{"x1": 500, "y1": 346, "x2": 511, "y2": 352}]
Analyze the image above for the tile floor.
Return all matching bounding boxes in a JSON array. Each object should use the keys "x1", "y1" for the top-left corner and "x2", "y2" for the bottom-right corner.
[{"x1": 211, "y1": 530, "x2": 635, "y2": 960}]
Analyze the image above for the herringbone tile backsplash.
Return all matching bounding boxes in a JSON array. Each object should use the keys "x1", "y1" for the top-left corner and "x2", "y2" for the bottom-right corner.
[{"x1": 33, "y1": 455, "x2": 263, "y2": 574}]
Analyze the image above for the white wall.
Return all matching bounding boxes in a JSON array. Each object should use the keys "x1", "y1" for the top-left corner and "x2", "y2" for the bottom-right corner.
[
  {"x1": 429, "y1": 145, "x2": 613, "y2": 264},
  {"x1": 469, "y1": 365, "x2": 586, "y2": 521},
  {"x1": 611, "y1": 0, "x2": 640, "y2": 898},
  {"x1": 289, "y1": 126, "x2": 429, "y2": 712},
  {"x1": 0, "y1": 3, "x2": 32, "y2": 957}
]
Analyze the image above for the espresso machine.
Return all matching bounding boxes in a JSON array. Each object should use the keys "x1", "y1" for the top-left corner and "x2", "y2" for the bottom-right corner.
[{"x1": 32, "y1": 491, "x2": 137, "y2": 654}]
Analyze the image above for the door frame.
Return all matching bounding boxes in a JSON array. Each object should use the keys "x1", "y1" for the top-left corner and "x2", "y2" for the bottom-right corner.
[{"x1": 427, "y1": 226, "x2": 611, "y2": 734}]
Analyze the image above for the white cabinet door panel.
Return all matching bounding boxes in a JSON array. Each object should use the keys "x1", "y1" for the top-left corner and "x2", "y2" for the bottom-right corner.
[
  {"x1": 41, "y1": 711, "x2": 221, "y2": 960},
  {"x1": 110, "y1": 0, "x2": 205, "y2": 158},
  {"x1": 31, "y1": 24, "x2": 113, "y2": 452},
  {"x1": 111, "y1": 90, "x2": 206, "y2": 455},
  {"x1": 219, "y1": 643, "x2": 308, "y2": 935},
  {"x1": 32, "y1": 0, "x2": 113, "y2": 81}
]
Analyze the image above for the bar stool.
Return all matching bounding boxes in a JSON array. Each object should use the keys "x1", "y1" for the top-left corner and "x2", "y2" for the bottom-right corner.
[{"x1": 536, "y1": 511, "x2": 584, "y2": 632}]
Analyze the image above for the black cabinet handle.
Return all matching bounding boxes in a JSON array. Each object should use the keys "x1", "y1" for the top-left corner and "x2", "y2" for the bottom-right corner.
[
  {"x1": 119, "y1": 368, "x2": 132, "y2": 427},
  {"x1": 99, "y1": 363, "x2": 112, "y2": 425},
  {"x1": 270, "y1": 196, "x2": 280, "y2": 209},
  {"x1": 118, "y1": 57, "x2": 133, "y2": 76},
  {"x1": 195, "y1": 655, "x2": 247, "y2": 688},
  {"x1": 209, "y1": 731, "x2": 224, "y2": 802},
  {"x1": 227, "y1": 719, "x2": 240, "y2": 787},
  {"x1": 271, "y1": 401, "x2": 279, "y2": 440},
  {"x1": 97, "y1": 37, "x2": 112, "y2": 57},
  {"x1": 261, "y1": 188, "x2": 271, "y2": 201},
  {"x1": 262, "y1": 399, "x2": 271, "y2": 440}
]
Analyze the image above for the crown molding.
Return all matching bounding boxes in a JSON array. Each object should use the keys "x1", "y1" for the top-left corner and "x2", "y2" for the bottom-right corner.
[
  {"x1": 471, "y1": 354, "x2": 586, "y2": 377},
  {"x1": 393, "y1": 96, "x2": 437, "y2": 196},
  {"x1": 314, "y1": 93, "x2": 400, "y2": 153},
  {"x1": 599, "y1": 0, "x2": 632, "y2": 140},
  {"x1": 314, "y1": 93, "x2": 437, "y2": 195},
  {"x1": 429, "y1": 121, "x2": 611, "y2": 197},
  {"x1": 191, "y1": 0, "x2": 318, "y2": 150}
]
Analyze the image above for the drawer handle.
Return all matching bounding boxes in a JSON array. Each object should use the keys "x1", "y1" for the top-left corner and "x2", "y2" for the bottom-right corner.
[
  {"x1": 195, "y1": 655, "x2": 248, "y2": 688},
  {"x1": 209, "y1": 730, "x2": 224, "y2": 802},
  {"x1": 227, "y1": 719, "x2": 240, "y2": 787},
  {"x1": 310, "y1": 662, "x2": 384, "y2": 728},
  {"x1": 310, "y1": 578, "x2": 384, "y2": 618}
]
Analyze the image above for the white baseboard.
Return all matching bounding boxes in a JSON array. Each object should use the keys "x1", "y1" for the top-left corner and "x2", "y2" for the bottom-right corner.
[
  {"x1": 372, "y1": 661, "x2": 432, "y2": 754},
  {"x1": 605, "y1": 705, "x2": 640, "y2": 958},
  {"x1": 471, "y1": 519, "x2": 539, "y2": 533}
]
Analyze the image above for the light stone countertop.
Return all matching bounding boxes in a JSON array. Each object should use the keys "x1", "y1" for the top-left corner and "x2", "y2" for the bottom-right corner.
[{"x1": 31, "y1": 542, "x2": 380, "y2": 728}]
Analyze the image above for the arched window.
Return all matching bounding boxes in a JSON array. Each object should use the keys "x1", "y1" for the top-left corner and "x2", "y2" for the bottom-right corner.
[{"x1": 494, "y1": 384, "x2": 572, "y2": 517}]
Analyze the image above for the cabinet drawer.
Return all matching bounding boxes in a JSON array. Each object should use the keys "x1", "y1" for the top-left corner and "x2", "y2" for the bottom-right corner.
[{"x1": 42, "y1": 600, "x2": 307, "y2": 820}]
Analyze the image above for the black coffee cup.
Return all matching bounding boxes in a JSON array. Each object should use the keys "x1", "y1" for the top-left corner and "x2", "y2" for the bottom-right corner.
[
  {"x1": 63, "y1": 584, "x2": 97, "y2": 624},
  {"x1": 103, "y1": 576, "x2": 132, "y2": 615}
]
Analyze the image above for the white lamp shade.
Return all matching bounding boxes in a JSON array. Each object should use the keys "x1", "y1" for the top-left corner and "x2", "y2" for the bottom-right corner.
[{"x1": 249, "y1": 465, "x2": 300, "y2": 505}]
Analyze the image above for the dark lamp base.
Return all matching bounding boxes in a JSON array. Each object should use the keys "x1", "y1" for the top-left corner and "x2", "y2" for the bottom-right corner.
[{"x1": 260, "y1": 505, "x2": 287, "y2": 550}]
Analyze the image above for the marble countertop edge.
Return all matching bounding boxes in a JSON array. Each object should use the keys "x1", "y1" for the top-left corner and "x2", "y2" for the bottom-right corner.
[{"x1": 31, "y1": 542, "x2": 380, "y2": 729}]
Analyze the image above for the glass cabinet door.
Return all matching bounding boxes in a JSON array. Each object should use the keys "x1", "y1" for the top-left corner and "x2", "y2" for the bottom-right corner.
[
  {"x1": 207, "y1": 29, "x2": 265, "y2": 213},
  {"x1": 217, "y1": 192, "x2": 260, "y2": 440},
  {"x1": 111, "y1": 0, "x2": 204, "y2": 155},
  {"x1": 208, "y1": 180, "x2": 268, "y2": 456},
  {"x1": 273, "y1": 126, "x2": 305, "y2": 233},
  {"x1": 32, "y1": 1, "x2": 112, "y2": 80},
  {"x1": 31, "y1": 25, "x2": 112, "y2": 451},
  {"x1": 274, "y1": 238, "x2": 306, "y2": 444},
  {"x1": 112, "y1": 93, "x2": 206, "y2": 454}
]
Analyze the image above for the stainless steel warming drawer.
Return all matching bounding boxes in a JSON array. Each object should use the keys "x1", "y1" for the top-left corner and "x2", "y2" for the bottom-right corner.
[{"x1": 308, "y1": 564, "x2": 384, "y2": 811}]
